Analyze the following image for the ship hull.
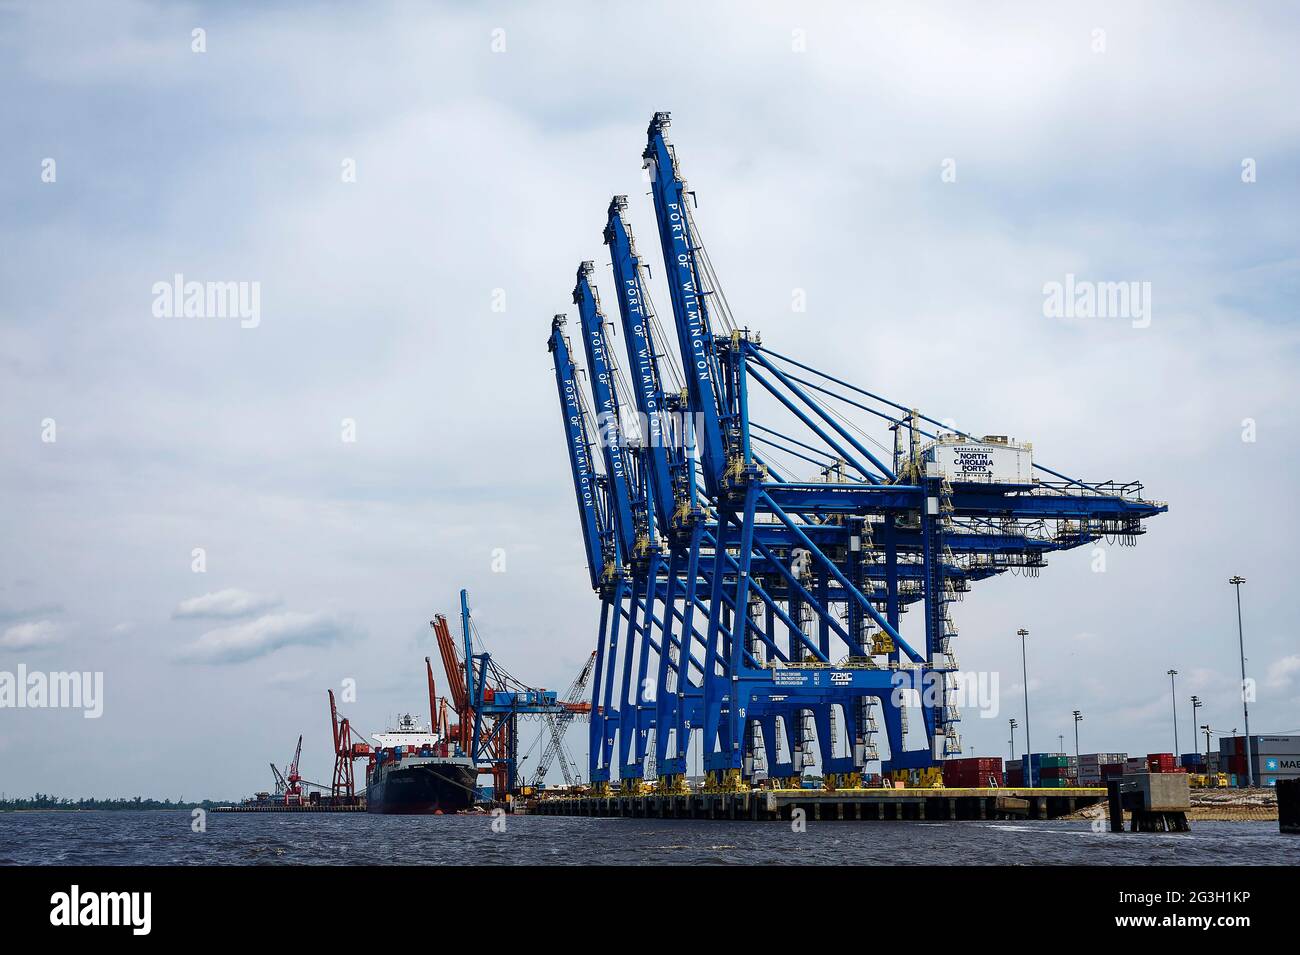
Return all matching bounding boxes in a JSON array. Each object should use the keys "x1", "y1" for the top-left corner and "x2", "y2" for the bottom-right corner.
[{"x1": 366, "y1": 760, "x2": 477, "y2": 814}]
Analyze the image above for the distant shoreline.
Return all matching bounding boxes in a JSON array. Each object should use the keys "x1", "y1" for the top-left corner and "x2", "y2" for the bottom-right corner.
[
  {"x1": 1, "y1": 807, "x2": 213, "y2": 813},
  {"x1": 1, "y1": 801, "x2": 227, "y2": 813}
]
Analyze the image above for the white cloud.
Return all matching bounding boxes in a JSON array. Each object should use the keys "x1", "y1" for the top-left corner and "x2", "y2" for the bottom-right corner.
[
  {"x1": 0, "y1": 620, "x2": 61, "y2": 650},
  {"x1": 177, "y1": 611, "x2": 356, "y2": 664},
  {"x1": 1266, "y1": 655, "x2": 1300, "y2": 689},
  {"x1": 173, "y1": 589, "x2": 281, "y2": 620}
]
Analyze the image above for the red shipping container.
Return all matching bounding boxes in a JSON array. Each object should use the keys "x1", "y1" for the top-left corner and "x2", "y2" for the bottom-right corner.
[
  {"x1": 943, "y1": 769, "x2": 1003, "y2": 787},
  {"x1": 944, "y1": 758, "x2": 1002, "y2": 771},
  {"x1": 1147, "y1": 753, "x2": 1178, "y2": 773},
  {"x1": 942, "y1": 756, "x2": 1005, "y2": 788}
]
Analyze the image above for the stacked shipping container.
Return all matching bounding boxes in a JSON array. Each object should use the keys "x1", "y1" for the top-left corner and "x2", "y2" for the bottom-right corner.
[
  {"x1": 1219, "y1": 735, "x2": 1300, "y2": 786},
  {"x1": 1033, "y1": 753, "x2": 1071, "y2": 787},
  {"x1": 1180, "y1": 753, "x2": 1206, "y2": 770},
  {"x1": 1078, "y1": 752, "x2": 1126, "y2": 786},
  {"x1": 1005, "y1": 759, "x2": 1023, "y2": 787},
  {"x1": 1146, "y1": 752, "x2": 1184, "y2": 773},
  {"x1": 1006, "y1": 753, "x2": 1071, "y2": 787},
  {"x1": 942, "y1": 756, "x2": 1003, "y2": 787}
]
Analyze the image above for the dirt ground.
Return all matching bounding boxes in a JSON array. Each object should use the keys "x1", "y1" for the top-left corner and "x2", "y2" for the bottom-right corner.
[{"x1": 1068, "y1": 787, "x2": 1279, "y2": 822}]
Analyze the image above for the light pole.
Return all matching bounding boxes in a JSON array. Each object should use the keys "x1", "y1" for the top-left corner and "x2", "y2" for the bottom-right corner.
[
  {"x1": 1167, "y1": 669, "x2": 1179, "y2": 755},
  {"x1": 1229, "y1": 576, "x2": 1253, "y2": 787},
  {"x1": 1190, "y1": 695, "x2": 1201, "y2": 762},
  {"x1": 1200, "y1": 724, "x2": 1212, "y2": 769},
  {"x1": 1009, "y1": 718, "x2": 1018, "y2": 764},
  {"x1": 1017, "y1": 628, "x2": 1032, "y2": 786},
  {"x1": 1072, "y1": 710, "x2": 1082, "y2": 763}
]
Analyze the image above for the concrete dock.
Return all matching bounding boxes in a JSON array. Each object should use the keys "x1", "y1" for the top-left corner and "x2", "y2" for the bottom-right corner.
[{"x1": 531, "y1": 787, "x2": 1106, "y2": 821}]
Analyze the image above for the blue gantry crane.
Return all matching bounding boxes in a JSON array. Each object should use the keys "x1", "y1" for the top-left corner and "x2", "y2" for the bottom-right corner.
[
  {"x1": 450, "y1": 587, "x2": 580, "y2": 799},
  {"x1": 547, "y1": 112, "x2": 1167, "y2": 794}
]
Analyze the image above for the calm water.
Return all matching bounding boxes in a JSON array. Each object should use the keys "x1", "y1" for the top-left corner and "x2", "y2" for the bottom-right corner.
[{"x1": 1, "y1": 811, "x2": 1295, "y2": 865}]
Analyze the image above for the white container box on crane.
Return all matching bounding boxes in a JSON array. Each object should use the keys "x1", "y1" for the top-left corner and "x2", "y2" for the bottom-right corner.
[{"x1": 923, "y1": 435, "x2": 1034, "y2": 485}]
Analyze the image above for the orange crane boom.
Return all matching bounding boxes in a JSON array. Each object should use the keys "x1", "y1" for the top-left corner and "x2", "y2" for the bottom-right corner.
[{"x1": 431, "y1": 613, "x2": 472, "y2": 748}]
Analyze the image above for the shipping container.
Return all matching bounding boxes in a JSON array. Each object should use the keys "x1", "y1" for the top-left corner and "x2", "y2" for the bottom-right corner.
[
  {"x1": 1254, "y1": 754, "x2": 1300, "y2": 779},
  {"x1": 945, "y1": 757, "x2": 1003, "y2": 769},
  {"x1": 1080, "y1": 752, "x2": 1127, "y2": 764},
  {"x1": 1240, "y1": 735, "x2": 1300, "y2": 755},
  {"x1": 1024, "y1": 753, "x2": 1069, "y2": 769},
  {"x1": 1220, "y1": 736, "x2": 1249, "y2": 756},
  {"x1": 942, "y1": 769, "x2": 1004, "y2": 788}
]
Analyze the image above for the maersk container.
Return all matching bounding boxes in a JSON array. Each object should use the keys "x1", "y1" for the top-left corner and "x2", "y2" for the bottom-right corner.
[
  {"x1": 1255, "y1": 754, "x2": 1300, "y2": 779},
  {"x1": 1215, "y1": 734, "x2": 1297, "y2": 756},
  {"x1": 923, "y1": 435, "x2": 1034, "y2": 485}
]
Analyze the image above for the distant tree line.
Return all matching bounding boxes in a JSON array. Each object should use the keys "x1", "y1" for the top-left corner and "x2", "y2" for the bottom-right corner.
[{"x1": 0, "y1": 793, "x2": 225, "y2": 811}]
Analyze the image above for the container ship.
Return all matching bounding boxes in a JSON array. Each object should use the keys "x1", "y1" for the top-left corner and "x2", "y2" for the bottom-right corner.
[{"x1": 365, "y1": 713, "x2": 477, "y2": 814}]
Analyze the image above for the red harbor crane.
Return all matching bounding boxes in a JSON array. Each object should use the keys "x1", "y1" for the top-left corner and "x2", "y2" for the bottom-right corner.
[{"x1": 328, "y1": 690, "x2": 372, "y2": 803}]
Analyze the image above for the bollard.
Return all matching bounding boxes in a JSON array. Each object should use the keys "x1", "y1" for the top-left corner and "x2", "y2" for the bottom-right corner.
[
  {"x1": 1106, "y1": 780, "x2": 1124, "y2": 832},
  {"x1": 1279, "y1": 778, "x2": 1298, "y2": 835}
]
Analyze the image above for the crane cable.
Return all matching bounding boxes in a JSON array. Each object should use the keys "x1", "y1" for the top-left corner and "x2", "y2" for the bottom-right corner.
[
  {"x1": 639, "y1": 276, "x2": 686, "y2": 393},
  {"x1": 685, "y1": 202, "x2": 738, "y2": 335}
]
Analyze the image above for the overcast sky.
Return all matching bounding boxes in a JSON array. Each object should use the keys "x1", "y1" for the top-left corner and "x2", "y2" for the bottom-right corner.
[{"x1": 1, "y1": 0, "x2": 1297, "y2": 799}]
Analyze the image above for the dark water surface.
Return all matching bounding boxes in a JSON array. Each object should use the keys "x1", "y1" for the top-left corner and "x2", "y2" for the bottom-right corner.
[{"x1": 1, "y1": 811, "x2": 1294, "y2": 865}]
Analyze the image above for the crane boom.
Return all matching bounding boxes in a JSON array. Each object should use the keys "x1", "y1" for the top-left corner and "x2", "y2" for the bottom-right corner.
[
  {"x1": 425, "y1": 656, "x2": 439, "y2": 734},
  {"x1": 431, "y1": 613, "x2": 470, "y2": 749},
  {"x1": 604, "y1": 196, "x2": 681, "y2": 537},
  {"x1": 548, "y1": 315, "x2": 616, "y2": 591},
  {"x1": 643, "y1": 110, "x2": 728, "y2": 495},
  {"x1": 565, "y1": 650, "x2": 597, "y2": 705},
  {"x1": 531, "y1": 651, "x2": 598, "y2": 788},
  {"x1": 573, "y1": 262, "x2": 638, "y2": 560}
]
